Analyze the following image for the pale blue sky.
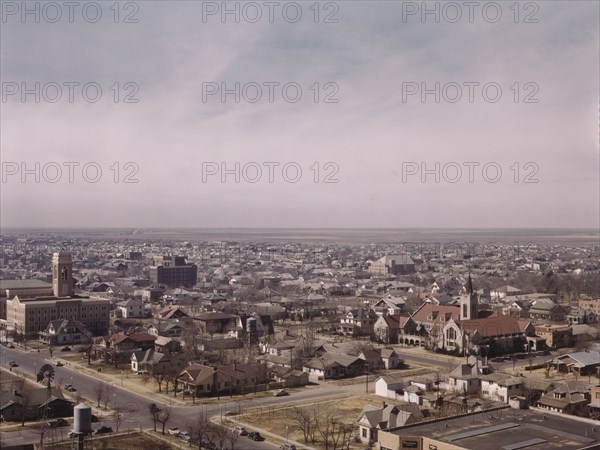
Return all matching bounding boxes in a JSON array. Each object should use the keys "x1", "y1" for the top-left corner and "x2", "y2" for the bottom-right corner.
[{"x1": 1, "y1": 1, "x2": 598, "y2": 228}]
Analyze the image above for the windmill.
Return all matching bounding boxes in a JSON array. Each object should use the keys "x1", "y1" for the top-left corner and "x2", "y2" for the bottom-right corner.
[{"x1": 37, "y1": 364, "x2": 56, "y2": 389}]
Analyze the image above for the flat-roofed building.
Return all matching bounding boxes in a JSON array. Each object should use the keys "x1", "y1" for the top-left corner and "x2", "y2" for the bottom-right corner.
[{"x1": 2, "y1": 251, "x2": 110, "y2": 339}]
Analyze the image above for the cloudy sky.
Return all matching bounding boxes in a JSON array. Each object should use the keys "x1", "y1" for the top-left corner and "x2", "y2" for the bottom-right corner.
[{"x1": 1, "y1": 1, "x2": 598, "y2": 228}]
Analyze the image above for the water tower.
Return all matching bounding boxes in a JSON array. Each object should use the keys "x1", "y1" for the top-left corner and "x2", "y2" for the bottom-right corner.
[{"x1": 71, "y1": 403, "x2": 93, "y2": 450}]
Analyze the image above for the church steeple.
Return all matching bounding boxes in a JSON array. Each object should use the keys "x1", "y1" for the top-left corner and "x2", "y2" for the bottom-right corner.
[
  {"x1": 460, "y1": 272, "x2": 478, "y2": 320},
  {"x1": 466, "y1": 272, "x2": 474, "y2": 295}
]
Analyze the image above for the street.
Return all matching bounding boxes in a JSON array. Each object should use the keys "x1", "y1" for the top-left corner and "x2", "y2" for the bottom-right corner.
[{"x1": 0, "y1": 344, "x2": 350, "y2": 449}]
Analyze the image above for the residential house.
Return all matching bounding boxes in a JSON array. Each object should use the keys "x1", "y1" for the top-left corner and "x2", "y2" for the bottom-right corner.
[
  {"x1": 116, "y1": 298, "x2": 146, "y2": 319},
  {"x1": 270, "y1": 366, "x2": 309, "y2": 387},
  {"x1": 303, "y1": 353, "x2": 365, "y2": 381},
  {"x1": 177, "y1": 362, "x2": 269, "y2": 397},
  {"x1": 0, "y1": 387, "x2": 72, "y2": 422},
  {"x1": 356, "y1": 404, "x2": 422, "y2": 444},
  {"x1": 380, "y1": 348, "x2": 402, "y2": 369},
  {"x1": 589, "y1": 384, "x2": 600, "y2": 419},
  {"x1": 529, "y1": 299, "x2": 566, "y2": 322},
  {"x1": 359, "y1": 349, "x2": 385, "y2": 371},
  {"x1": 96, "y1": 331, "x2": 156, "y2": 365},
  {"x1": 372, "y1": 296, "x2": 406, "y2": 316},
  {"x1": 39, "y1": 319, "x2": 92, "y2": 346},
  {"x1": 148, "y1": 320, "x2": 186, "y2": 338},
  {"x1": 374, "y1": 314, "x2": 417, "y2": 345},
  {"x1": 566, "y1": 307, "x2": 597, "y2": 325},
  {"x1": 491, "y1": 285, "x2": 523, "y2": 299},
  {"x1": 194, "y1": 311, "x2": 237, "y2": 335},
  {"x1": 536, "y1": 324, "x2": 573, "y2": 349},
  {"x1": 446, "y1": 357, "x2": 486, "y2": 395},
  {"x1": 375, "y1": 374, "x2": 404, "y2": 401},
  {"x1": 130, "y1": 349, "x2": 171, "y2": 373},
  {"x1": 578, "y1": 298, "x2": 600, "y2": 316},
  {"x1": 339, "y1": 308, "x2": 377, "y2": 336},
  {"x1": 536, "y1": 381, "x2": 592, "y2": 416},
  {"x1": 548, "y1": 347, "x2": 600, "y2": 376},
  {"x1": 480, "y1": 373, "x2": 524, "y2": 403}
]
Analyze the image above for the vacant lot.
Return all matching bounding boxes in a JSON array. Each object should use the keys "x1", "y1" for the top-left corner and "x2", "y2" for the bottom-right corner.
[{"x1": 44, "y1": 431, "x2": 181, "y2": 450}]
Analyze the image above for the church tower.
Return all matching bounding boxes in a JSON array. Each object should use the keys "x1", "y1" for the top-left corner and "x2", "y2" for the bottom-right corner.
[
  {"x1": 52, "y1": 251, "x2": 73, "y2": 297},
  {"x1": 460, "y1": 273, "x2": 478, "y2": 320}
]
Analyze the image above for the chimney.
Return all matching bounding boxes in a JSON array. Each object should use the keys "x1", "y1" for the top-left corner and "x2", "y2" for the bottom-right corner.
[{"x1": 382, "y1": 401, "x2": 387, "y2": 409}]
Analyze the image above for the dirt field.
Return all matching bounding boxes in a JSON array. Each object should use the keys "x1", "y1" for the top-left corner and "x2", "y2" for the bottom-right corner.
[
  {"x1": 235, "y1": 393, "x2": 390, "y2": 449},
  {"x1": 44, "y1": 431, "x2": 181, "y2": 450}
]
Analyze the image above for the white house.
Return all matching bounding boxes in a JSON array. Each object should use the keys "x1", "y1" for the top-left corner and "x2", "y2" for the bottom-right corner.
[
  {"x1": 481, "y1": 373, "x2": 524, "y2": 403},
  {"x1": 375, "y1": 374, "x2": 404, "y2": 400},
  {"x1": 117, "y1": 297, "x2": 146, "y2": 318}
]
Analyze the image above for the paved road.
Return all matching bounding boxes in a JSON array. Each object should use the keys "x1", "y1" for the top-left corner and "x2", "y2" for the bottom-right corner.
[{"x1": 0, "y1": 345, "x2": 348, "y2": 449}]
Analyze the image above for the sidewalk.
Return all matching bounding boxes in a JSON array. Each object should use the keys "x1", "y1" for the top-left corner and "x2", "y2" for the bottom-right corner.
[{"x1": 55, "y1": 356, "x2": 188, "y2": 406}]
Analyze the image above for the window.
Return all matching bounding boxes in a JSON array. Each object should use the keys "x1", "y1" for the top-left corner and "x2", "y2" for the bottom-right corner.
[{"x1": 362, "y1": 428, "x2": 367, "y2": 438}]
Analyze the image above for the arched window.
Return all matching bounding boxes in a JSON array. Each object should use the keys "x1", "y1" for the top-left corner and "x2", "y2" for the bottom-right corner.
[{"x1": 447, "y1": 327, "x2": 456, "y2": 340}]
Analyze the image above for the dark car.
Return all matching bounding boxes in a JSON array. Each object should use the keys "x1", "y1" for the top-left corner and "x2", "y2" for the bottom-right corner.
[
  {"x1": 91, "y1": 415, "x2": 99, "y2": 423},
  {"x1": 61, "y1": 346, "x2": 71, "y2": 352},
  {"x1": 64, "y1": 384, "x2": 77, "y2": 392},
  {"x1": 8, "y1": 361, "x2": 18, "y2": 367},
  {"x1": 95, "y1": 426, "x2": 113, "y2": 434},
  {"x1": 48, "y1": 418, "x2": 69, "y2": 428},
  {"x1": 55, "y1": 361, "x2": 64, "y2": 367},
  {"x1": 247, "y1": 432, "x2": 264, "y2": 441}
]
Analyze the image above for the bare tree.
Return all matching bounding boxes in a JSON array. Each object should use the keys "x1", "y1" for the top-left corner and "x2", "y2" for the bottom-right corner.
[
  {"x1": 93, "y1": 381, "x2": 106, "y2": 408},
  {"x1": 149, "y1": 403, "x2": 160, "y2": 432},
  {"x1": 81, "y1": 335, "x2": 95, "y2": 365},
  {"x1": 156, "y1": 404, "x2": 172, "y2": 435},
  {"x1": 112, "y1": 401, "x2": 138, "y2": 432},
  {"x1": 151, "y1": 364, "x2": 168, "y2": 393},
  {"x1": 213, "y1": 419, "x2": 229, "y2": 450},
  {"x1": 189, "y1": 410, "x2": 212, "y2": 450},
  {"x1": 287, "y1": 406, "x2": 319, "y2": 444},
  {"x1": 182, "y1": 321, "x2": 203, "y2": 360},
  {"x1": 48, "y1": 343, "x2": 55, "y2": 359},
  {"x1": 101, "y1": 384, "x2": 113, "y2": 410},
  {"x1": 227, "y1": 424, "x2": 241, "y2": 450},
  {"x1": 318, "y1": 405, "x2": 342, "y2": 450}
]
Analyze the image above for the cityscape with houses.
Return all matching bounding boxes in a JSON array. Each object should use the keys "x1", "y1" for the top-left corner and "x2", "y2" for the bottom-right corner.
[{"x1": 0, "y1": 229, "x2": 599, "y2": 450}]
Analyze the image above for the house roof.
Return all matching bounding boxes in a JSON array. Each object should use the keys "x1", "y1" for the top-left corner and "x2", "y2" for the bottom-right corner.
[
  {"x1": 459, "y1": 315, "x2": 525, "y2": 338},
  {"x1": 0, "y1": 387, "x2": 68, "y2": 410},
  {"x1": 178, "y1": 364, "x2": 215, "y2": 385},
  {"x1": 411, "y1": 303, "x2": 460, "y2": 323}
]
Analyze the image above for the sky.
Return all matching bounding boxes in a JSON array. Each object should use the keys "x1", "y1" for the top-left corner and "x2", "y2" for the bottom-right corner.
[{"x1": 1, "y1": 0, "x2": 599, "y2": 229}]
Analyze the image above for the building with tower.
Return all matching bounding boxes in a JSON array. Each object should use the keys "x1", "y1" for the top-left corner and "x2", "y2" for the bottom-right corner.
[
  {"x1": 1, "y1": 252, "x2": 111, "y2": 339},
  {"x1": 399, "y1": 274, "x2": 538, "y2": 356},
  {"x1": 459, "y1": 274, "x2": 478, "y2": 321},
  {"x1": 52, "y1": 251, "x2": 73, "y2": 297}
]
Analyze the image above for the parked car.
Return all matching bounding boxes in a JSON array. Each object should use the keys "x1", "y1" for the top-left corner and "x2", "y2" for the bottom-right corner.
[
  {"x1": 48, "y1": 418, "x2": 69, "y2": 428},
  {"x1": 248, "y1": 432, "x2": 265, "y2": 441},
  {"x1": 281, "y1": 444, "x2": 297, "y2": 450},
  {"x1": 234, "y1": 426, "x2": 248, "y2": 436},
  {"x1": 273, "y1": 389, "x2": 289, "y2": 397},
  {"x1": 178, "y1": 431, "x2": 191, "y2": 442},
  {"x1": 91, "y1": 415, "x2": 99, "y2": 423},
  {"x1": 55, "y1": 361, "x2": 64, "y2": 367},
  {"x1": 64, "y1": 384, "x2": 77, "y2": 392},
  {"x1": 61, "y1": 346, "x2": 71, "y2": 352},
  {"x1": 8, "y1": 344, "x2": 15, "y2": 348},
  {"x1": 8, "y1": 361, "x2": 18, "y2": 367},
  {"x1": 168, "y1": 427, "x2": 180, "y2": 435},
  {"x1": 95, "y1": 426, "x2": 113, "y2": 434}
]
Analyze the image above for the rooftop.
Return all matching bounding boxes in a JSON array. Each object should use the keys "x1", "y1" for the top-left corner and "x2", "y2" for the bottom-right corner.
[{"x1": 385, "y1": 408, "x2": 600, "y2": 450}]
